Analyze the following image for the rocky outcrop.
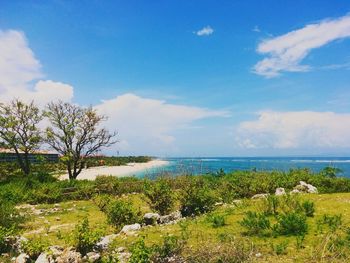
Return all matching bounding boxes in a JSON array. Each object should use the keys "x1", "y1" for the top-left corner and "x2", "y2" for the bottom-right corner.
[
  {"x1": 120, "y1": 223, "x2": 141, "y2": 235},
  {"x1": 294, "y1": 181, "x2": 318, "y2": 193},
  {"x1": 158, "y1": 211, "x2": 182, "y2": 225},
  {"x1": 95, "y1": 234, "x2": 119, "y2": 251},
  {"x1": 143, "y1": 212, "x2": 160, "y2": 225},
  {"x1": 275, "y1": 188, "x2": 286, "y2": 196},
  {"x1": 83, "y1": 252, "x2": 101, "y2": 262},
  {"x1": 15, "y1": 253, "x2": 30, "y2": 263},
  {"x1": 251, "y1": 193, "x2": 269, "y2": 199}
]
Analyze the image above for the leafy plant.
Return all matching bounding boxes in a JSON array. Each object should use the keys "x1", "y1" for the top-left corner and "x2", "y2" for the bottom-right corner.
[
  {"x1": 21, "y1": 237, "x2": 49, "y2": 259},
  {"x1": 144, "y1": 178, "x2": 175, "y2": 215},
  {"x1": 129, "y1": 237, "x2": 152, "y2": 263},
  {"x1": 272, "y1": 240, "x2": 288, "y2": 255},
  {"x1": 207, "y1": 214, "x2": 226, "y2": 228},
  {"x1": 70, "y1": 217, "x2": 103, "y2": 255},
  {"x1": 151, "y1": 234, "x2": 185, "y2": 262},
  {"x1": 302, "y1": 200, "x2": 315, "y2": 217},
  {"x1": 240, "y1": 211, "x2": 271, "y2": 235},
  {"x1": 180, "y1": 179, "x2": 217, "y2": 216},
  {"x1": 274, "y1": 212, "x2": 308, "y2": 236},
  {"x1": 105, "y1": 199, "x2": 140, "y2": 229}
]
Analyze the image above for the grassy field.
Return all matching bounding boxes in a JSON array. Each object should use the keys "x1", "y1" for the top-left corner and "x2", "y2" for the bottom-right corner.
[{"x1": 16, "y1": 192, "x2": 350, "y2": 262}]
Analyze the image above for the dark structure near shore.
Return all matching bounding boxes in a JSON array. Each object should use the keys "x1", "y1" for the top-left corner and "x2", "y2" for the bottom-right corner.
[{"x1": 0, "y1": 148, "x2": 59, "y2": 163}]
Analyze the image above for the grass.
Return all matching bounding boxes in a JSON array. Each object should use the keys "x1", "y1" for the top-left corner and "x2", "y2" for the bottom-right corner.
[{"x1": 14, "y1": 192, "x2": 350, "y2": 262}]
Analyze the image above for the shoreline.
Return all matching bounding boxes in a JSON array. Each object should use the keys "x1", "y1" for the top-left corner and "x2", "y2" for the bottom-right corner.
[{"x1": 59, "y1": 159, "x2": 169, "y2": 180}]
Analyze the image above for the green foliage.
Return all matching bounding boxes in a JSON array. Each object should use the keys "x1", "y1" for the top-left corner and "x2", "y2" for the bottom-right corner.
[
  {"x1": 302, "y1": 200, "x2": 315, "y2": 217},
  {"x1": 21, "y1": 238, "x2": 49, "y2": 259},
  {"x1": 263, "y1": 195, "x2": 279, "y2": 216},
  {"x1": 318, "y1": 214, "x2": 342, "y2": 232},
  {"x1": 0, "y1": 201, "x2": 24, "y2": 229},
  {"x1": 321, "y1": 166, "x2": 343, "y2": 178},
  {"x1": 85, "y1": 156, "x2": 152, "y2": 168},
  {"x1": 180, "y1": 178, "x2": 218, "y2": 216},
  {"x1": 105, "y1": 199, "x2": 140, "y2": 229},
  {"x1": 207, "y1": 214, "x2": 226, "y2": 228},
  {"x1": 129, "y1": 238, "x2": 152, "y2": 263},
  {"x1": 0, "y1": 227, "x2": 14, "y2": 253},
  {"x1": 272, "y1": 240, "x2": 288, "y2": 255},
  {"x1": 151, "y1": 234, "x2": 185, "y2": 261},
  {"x1": 274, "y1": 212, "x2": 308, "y2": 236},
  {"x1": 144, "y1": 177, "x2": 175, "y2": 215},
  {"x1": 240, "y1": 211, "x2": 271, "y2": 235},
  {"x1": 70, "y1": 217, "x2": 103, "y2": 255}
]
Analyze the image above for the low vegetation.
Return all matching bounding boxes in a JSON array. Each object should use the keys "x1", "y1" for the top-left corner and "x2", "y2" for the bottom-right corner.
[{"x1": 1, "y1": 163, "x2": 350, "y2": 262}]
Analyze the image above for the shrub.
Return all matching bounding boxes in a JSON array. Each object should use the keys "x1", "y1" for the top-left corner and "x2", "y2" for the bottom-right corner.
[
  {"x1": 240, "y1": 211, "x2": 270, "y2": 236},
  {"x1": 207, "y1": 214, "x2": 226, "y2": 228},
  {"x1": 70, "y1": 218, "x2": 103, "y2": 255},
  {"x1": 0, "y1": 201, "x2": 24, "y2": 229},
  {"x1": 105, "y1": 199, "x2": 140, "y2": 229},
  {"x1": 319, "y1": 214, "x2": 342, "y2": 231},
  {"x1": 21, "y1": 238, "x2": 49, "y2": 259},
  {"x1": 185, "y1": 238, "x2": 255, "y2": 263},
  {"x1": 144, "y1": 178, "x2": 175, "y2": 215},
  {"x1": 180, "y1": 179, "x2": 217, "y2": 216},
  {"x1": 92, "y1": 194, "x2": 112, "y2": 212},
  {"x1": 274, "y1": 212, "x2": 308, "y2": 236},
  {"x1": 272, "y1": 240, "x2": 288, "y2": 255},
  {"x1": 0, "y1": 227, "x2": 14, "y2": 253},
  {"x1": 263, "y1": 195, "x2": 279, "y2": 216},
  {"x1": 151, "y1": 234, "x2": 185, "y2": 262},
  {"x1": 129, "y1": 237, "x2": 152, "y2": 263},
  {"x1": 302, "y1": 200, "x2": 315, "y2": 217}
]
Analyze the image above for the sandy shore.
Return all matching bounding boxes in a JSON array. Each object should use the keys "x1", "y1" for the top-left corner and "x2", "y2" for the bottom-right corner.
[{"x1": 59, "y1": 159, "x2": 169, "y2": 180}]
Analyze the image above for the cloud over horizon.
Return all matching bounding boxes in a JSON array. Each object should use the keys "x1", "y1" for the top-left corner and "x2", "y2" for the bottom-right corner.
[
  {"x1": 195, "y1": 26, "x2": 214, "y2": 36},
  {"x1": 253, "y1": 14, "x2": 350, "y2": 77},
  {"x1": 0, "y1": 29, "x2": 73, "y2": 104},
  {"x1": 236, "y1": 111, "x2": 350, "y2": 149}
]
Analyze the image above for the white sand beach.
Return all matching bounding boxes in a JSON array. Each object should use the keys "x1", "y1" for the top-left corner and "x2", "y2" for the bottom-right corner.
[{"x1": 59, "y1": 159, "x2": 169, "y2": 180}]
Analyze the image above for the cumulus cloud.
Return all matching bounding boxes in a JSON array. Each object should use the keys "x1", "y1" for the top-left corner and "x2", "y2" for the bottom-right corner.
[
  {"x1": 235, "y1": 111, "x2": 350, "y2": 149},
  {"x1": 0, "y1": 29, "x2": 73, "y2": 104},
  {"x1": 253, "y1": 14, "x2": 350, "y2": 77},
  {"x1": 96, "y1": 93, "x2": 229, "y2": 154},
  {"x1": 195, "y1": 26, "x2": 214, "y2": 36}
]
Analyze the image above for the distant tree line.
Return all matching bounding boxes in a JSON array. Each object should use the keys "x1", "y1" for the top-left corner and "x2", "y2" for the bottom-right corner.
[{"x1": 0, "y1": 99, "x2": 117, "y2": 179}]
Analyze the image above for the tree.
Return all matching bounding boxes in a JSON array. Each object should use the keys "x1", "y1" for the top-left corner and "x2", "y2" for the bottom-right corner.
[
  {"x1": 45, "y1": 101, "x2": 117, "y2": 180},
  {"x1": 0, "y1": 100, "x2": 42, "y2": 175}
]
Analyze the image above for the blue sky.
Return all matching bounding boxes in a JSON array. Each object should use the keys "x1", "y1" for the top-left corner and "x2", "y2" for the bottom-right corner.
[{"x1": 1, "y1": 1, "x2": 350, "y2": 156}]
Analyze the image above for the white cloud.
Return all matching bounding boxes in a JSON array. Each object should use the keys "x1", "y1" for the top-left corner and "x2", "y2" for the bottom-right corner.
[
  {"x1": 252, "y1": 26, "x2": 261, "y2": 33},
  {"x1": 253, "y1": 14, "x2": 350, "y2": 77},
  {"x1": 96, "y1": 93, "x2": 228, "y2": 154},
  {"x1": 195, "y1": 26, "x2": 214, "y2": 36},
  {"x1": 0, "y1": 29, "x2": 73, "y2": 104},
  {"x1": 235, "y1": 111, "x2": 350, "y2": 149}
]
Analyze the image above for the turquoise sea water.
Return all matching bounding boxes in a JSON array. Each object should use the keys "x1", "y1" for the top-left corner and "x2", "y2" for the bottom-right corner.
[{"x1": 136, "y1": 157, "x2": 350, "y2": 178}]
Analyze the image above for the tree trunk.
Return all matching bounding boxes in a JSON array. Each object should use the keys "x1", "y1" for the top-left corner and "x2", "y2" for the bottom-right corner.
[{"x1": 14, "y1": 148, "x2": 28, "y2": 176}]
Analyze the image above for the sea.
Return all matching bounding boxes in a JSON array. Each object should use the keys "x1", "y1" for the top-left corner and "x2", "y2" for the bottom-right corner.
[{"x1": 137, "y1": 157, "x2": 350, "y2": 178}]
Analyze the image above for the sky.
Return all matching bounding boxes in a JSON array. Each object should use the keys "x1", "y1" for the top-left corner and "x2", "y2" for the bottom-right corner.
[{"x1": 1, "y1": 0, "x2": 350, "y2": 157}]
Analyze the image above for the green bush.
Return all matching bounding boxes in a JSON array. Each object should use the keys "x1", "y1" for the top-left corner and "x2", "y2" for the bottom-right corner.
[
  {"x1": 207, "y1": 214, "x2": 226, "y2": 228},
  {"x1": 180, "y1": 179, "x2": 217, "y2": 216},
  {"x1": 70, "y1": 218, "x2": 103, "y2": 255},
  {"x1": 0, "y1": 227, "x2": 14, "y2": 253},
  {"x1": 302, "y1": 200, "x2": 315, "y2": 217},
  {"x1": 105, "y1": 199, "x2": 140, "y2": 229},
  {"x1": 0, "y1": 201, "x2": 24, "y2": 229},
  {"x1": 21, "y1": 238, "x2": 49, "y2": 259},
  {"x1": 151, "y1": 234, "x2": 185, "y2": 262},
  {"x1": 319, "y1": 214, "x2": 342, "y2": 231},
  {"x1": 274, "y1": 212, "x2": 308, "y2": 236},
  {"x1": 129, "y1": 237, "x2": 152, "y2": 263},
  {"x1": 263, "y1": 195, "x2": 279, "y2": 216},
  {"x1": 240, "y1": 211, "x2": 271, "y2": 235},
  {"x1": 144, "y1": 178, "x2": 175, "y2": 215},
  {"x1": 272, "y1": 240, "x2": 288, "y2": 255}
]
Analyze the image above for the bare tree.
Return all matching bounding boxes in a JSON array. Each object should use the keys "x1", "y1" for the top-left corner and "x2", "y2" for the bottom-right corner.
[
  {"x1": 45, "y1": 101, "x2": 117, "y2": 180},
  {"x1": 0, "y1": 99, "x2": 43, "y2": 175}
]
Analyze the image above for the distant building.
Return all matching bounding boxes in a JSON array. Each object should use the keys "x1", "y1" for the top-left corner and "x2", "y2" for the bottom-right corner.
[{"x1": 0, "y1": 148, "x2": 59, "y2": 163}]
